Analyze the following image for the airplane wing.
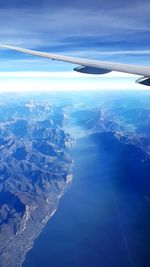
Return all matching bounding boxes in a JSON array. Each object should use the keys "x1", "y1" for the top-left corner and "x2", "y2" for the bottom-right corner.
[{"x1": 1, "y1": 44, "x2": 150, "y2": 86}]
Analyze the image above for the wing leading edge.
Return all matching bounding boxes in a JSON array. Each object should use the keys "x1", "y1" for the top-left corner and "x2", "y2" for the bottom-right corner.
[{"x1": 1, "y1": 44, "x2": 150, "y2": 86}]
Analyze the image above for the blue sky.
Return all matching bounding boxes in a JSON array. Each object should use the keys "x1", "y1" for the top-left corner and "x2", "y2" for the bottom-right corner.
[{"x1": 0, "y1": 0, "x2": 150, "y2": 90}]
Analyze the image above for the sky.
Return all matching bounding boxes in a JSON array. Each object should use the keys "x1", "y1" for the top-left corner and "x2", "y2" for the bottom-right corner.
[{"x1": 0, "y1": 0, "x2": 150, "y2": 91}]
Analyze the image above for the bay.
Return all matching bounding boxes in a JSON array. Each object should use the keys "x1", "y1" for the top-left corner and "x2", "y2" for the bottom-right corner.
[{"x1": 23, "y1": 131, "x2": 150, "y2": 267}]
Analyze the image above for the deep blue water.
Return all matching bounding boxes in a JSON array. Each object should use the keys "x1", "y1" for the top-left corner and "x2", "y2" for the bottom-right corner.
[{"x1": 23, "y1": 132, "x2": 150, "y2": 267}]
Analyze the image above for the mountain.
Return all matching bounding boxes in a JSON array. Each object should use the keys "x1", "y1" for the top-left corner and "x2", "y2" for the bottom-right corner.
[{"x1": 0, "y1": 97, "x2": 74, "y2": 267}]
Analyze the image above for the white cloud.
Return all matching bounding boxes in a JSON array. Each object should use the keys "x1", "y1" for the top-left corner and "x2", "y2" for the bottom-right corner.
[
  {"x1": 0, "y1": 71, "x2": 146, "y2": 92},
  {"x1": 0, "y1": 71, "x2": 139, "y2": 78},
  {"x1": 0, "y1": 3, "x2": 150, "y2": 48}
]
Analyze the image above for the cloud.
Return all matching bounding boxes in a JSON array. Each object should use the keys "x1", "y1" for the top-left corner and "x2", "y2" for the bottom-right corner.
[
  {"x1": 0, "y1": 70, "x2": 146, "y2": 92},
  {"x1": 0, "y1": 71, "x2": 139, "y2": 78},
  {"x1": 0, "y1": 2, "x2": 150, "y2": 50},
  {"x1": 0, "y1": 77, "x2": 146, "y2": 92}
]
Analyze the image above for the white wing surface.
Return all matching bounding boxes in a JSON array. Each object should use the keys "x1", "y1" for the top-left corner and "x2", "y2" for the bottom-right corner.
[{"x1": 1, "y1": 44, "x2": 150, "y2": 86}]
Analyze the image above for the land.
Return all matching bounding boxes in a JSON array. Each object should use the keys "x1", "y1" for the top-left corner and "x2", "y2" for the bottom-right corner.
[{"x1": 0, "y1": 96, "x2": 74, "y2": 267}]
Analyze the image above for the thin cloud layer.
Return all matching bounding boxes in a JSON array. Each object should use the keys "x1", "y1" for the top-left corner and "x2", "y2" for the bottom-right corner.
[{"x1": 0, "y1": 2, "x2": 150, "y2": 51}]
